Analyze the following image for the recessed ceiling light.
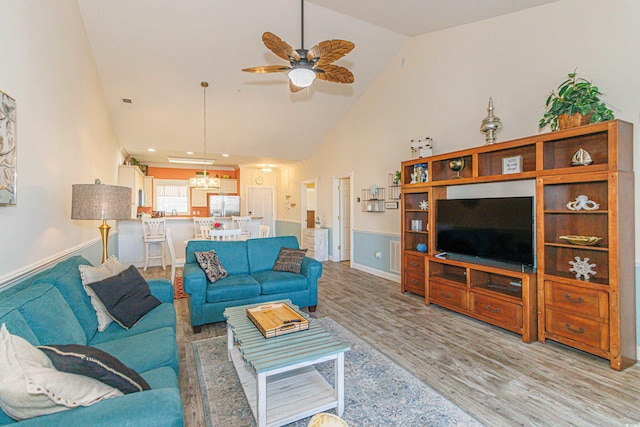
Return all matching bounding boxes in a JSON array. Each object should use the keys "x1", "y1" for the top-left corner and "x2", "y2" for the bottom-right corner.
[
  {"x1": 222, "y1": 154, "x2": 230, "y2": 157},
  {"x1": 147, "y1": 148, "x2": 156, "y2": 152},
  {"x1": 262, "y1": 167, "x2": 273, "y2": 173},
  {"x1": 186, "y1": 151, "x2": 194, "y2": 155},
  {"x1": 167, "y1": 157, "x2": 215, "y2": 165}
]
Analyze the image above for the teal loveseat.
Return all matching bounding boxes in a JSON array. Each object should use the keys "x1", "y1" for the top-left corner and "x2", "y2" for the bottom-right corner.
[
  {"x1": 183, "y1": 236, "x2": 322, "y2": 332},
  {"x1": 0, "y1": 256, "x2": 183, "y2": 426}
]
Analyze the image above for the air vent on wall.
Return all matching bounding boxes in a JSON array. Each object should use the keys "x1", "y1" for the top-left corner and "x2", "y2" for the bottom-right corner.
[{"x1": 120, "y1": 97, "x2": 133, "y2": 109}]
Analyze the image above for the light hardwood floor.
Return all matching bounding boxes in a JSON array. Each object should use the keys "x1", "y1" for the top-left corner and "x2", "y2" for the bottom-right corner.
[{"x1": 142, "y1": 262, "x2": 640, "y2": 427}]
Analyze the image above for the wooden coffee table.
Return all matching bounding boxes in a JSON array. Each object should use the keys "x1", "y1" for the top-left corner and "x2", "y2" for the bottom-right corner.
[{"x1": 224, "y1": 301, "x2": 350, "y2": 427}]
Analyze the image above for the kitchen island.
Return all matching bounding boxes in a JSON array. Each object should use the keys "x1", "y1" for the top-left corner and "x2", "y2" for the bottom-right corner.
[{"x1": 117, "y1": 216, "x2": 263, "y2": 267}]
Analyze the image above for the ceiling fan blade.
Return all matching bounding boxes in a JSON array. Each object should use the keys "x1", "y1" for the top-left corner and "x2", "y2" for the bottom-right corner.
[
  {"x1": 289, "y1": 80, "x2": 305, "y2": 93},
  {"x1": 316, "y1": 65, "x2": 354, "y2": 84},
  {"x1": 262, "y1": 32, "x2": 300, "y2": 62},
  {"x1": 242, "y1": 65, "x2": 290, "y2": 73},
  {"x1": 307, "y1": 39, "x2": 355, "y2": 67}
]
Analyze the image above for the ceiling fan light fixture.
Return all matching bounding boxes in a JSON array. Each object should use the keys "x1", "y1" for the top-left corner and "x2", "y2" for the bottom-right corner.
[{"x1": 288, "y1": 68, "x2": 316, "y2": 88}]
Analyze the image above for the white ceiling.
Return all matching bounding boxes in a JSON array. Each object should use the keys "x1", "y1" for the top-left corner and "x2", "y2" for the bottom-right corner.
[{"x1": 77, "y1": 0, "x2": 558, "y2": 170}]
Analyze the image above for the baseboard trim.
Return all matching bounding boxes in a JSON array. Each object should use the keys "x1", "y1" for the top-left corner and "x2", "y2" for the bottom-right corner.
[
  {"x1": 0, "y1": 237, "x2": 101, "y2": 291},
  {"x1": 350, "y1": 261, "x2": 400, "y2": 283}
]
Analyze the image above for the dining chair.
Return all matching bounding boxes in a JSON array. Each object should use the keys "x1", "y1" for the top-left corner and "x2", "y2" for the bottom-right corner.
[
  {"x1": 142, "y1": 217, "x2": 167, "y2": 271},
  {"x1": 209, "y1": 228, "x2": 243, "y2": 241},
  {"x1": 165, "y1": 228, "x2": 177, "y2": 283},
  {"x1": 231, "y1": 215, "x2": 252, "y2": 239},
  {"x1": 193, "y1": 216, "x2": 216, "y2": 238},
  {"x1": 200, "y1": 225, "x2": 211, "y2": 239},
  {"x1": 259, "y1": 224, "x2": 270, "y2": 238}
]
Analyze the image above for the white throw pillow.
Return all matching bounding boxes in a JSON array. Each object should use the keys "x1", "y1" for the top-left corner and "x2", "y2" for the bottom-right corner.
[
  {"x1": 79, "y1": 256, "x2": 127, "y2": 331},
  {"x1": 0, "y1": 324, "x2": 122, "y2": 421}
]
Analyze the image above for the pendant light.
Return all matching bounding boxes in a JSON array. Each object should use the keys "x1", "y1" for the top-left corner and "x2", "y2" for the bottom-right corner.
[{"x1": 190, "y1": 81, "x2": 220, "y2": 189}]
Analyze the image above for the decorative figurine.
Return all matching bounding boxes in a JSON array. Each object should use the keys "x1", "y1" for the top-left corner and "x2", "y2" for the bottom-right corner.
[
  {"x1": 569, "y1": 256, "x2": 597, "y2": 280},
  {"x1": 448, "y1": 157, "x2": 465, "y2": 179},
  {"x1": 419, "y1": 200, "x2": 428, "y2": 211},
  {"x1": 410, "y1": 172, "x2": 417, "y2": 184},
  {"x1": 416, "y1": 243, "x2": 427, "y2": 253},
  {"x1": 566, "y1": 195, "x2": 599, "y2": 211},
  {"x1": 571, "y1": 147, "x2": 593, "y2": 166},
  {"x1": 480, "y1": 97, "x2": 503, "y2": 145}
]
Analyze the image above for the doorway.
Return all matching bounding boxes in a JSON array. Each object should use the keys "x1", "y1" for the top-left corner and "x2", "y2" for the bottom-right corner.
[
  {"x1": 300, "y1": 180, "x2": 317, "y2": 230},
  {"x1": 246, "y1": 186, "x2": 274, "y2": 232},
  {"x1": 333, "y1": 175, "x2": 352, "y2": 262}
]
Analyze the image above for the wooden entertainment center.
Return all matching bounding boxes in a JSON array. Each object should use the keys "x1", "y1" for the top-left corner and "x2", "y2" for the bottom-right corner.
[{"x1": 400, "y1": 120, "x2": 636, "y2": 370}]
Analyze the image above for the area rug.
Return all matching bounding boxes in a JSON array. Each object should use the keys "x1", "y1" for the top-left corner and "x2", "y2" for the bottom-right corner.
[
  {"x1": 173, "y1": 277, "x2": 187, "y2": 299},
  {"x1": 192, "y1": 317, "x2": 484, "y2": 427}
]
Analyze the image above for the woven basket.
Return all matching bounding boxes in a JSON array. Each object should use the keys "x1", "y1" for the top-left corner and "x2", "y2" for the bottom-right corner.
[{"x1": 558, "y1": 113, "x2": 592, "y2": 130}]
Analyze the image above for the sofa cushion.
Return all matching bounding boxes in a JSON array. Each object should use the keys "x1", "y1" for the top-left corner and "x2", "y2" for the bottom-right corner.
[
  {"x1": 205, "y1": 274, "x2": 261, "y2": 303},
  {"x1": 0, "y1": 325, "x2": 122, "y2": 421},
  {"x1": 247, "y1": 236, "x2": 300, "y2": 273},
  {"x1": 92, "y1": 327, "x2": 179, "y2": 375},
  {"x1": 186, "y1": 240, "x2": 249, "y2": 275},
  {"x1": 34, "y1": 255, "x2": 100, "y2": 341},
  {"x1": 87, "y1": 266, "x2": 162, "y2": 330},
  {"x1": 140, "y1": 366, "x2": 179, "y2": 390},
  {"x1": 0, "y1": 308, "x2": 39, "y2": 346},
  {"x1": 89, "y1": 303, "x2": 176, "y2": 345},
  {"x1": 251, "y1": 270, "x2": 309, "y2": 295},
  {"x1": 194, "y1": 250, "x2": 228, "y2": 282},
  {"x1": 38, "y1": 344, "x2": 151, "y2": 394},
  {"x1": 0, "y1": 283, "x2": 86, "y2": 346},
  {"x1": 273, "y1": 247, "x2": 308, "y2": 274},
  {"x1": 79, "y1": 256, "x2": 128, "y2": 332}
]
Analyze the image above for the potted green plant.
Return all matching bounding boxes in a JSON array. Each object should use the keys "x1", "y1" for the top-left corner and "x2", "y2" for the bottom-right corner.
[
  {"x1": 539, "y1": 71, "x2": 614, "y2": 131},
  {"x1": 394, "y1": 170, "x2": 401, "y2": 184}
]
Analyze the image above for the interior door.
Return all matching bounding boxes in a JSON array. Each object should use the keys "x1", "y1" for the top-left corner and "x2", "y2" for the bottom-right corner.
[
  {"x1": 339, "y1": 178, "x2": 351, "y2": 261},
  {"x1": 247, "y1": 186, "x2": 274, "y2": 231}
]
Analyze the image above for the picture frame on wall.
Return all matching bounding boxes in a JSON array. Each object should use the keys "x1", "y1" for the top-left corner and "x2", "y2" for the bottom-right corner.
[
  {"x1": 0, "y1": 90, "x2": 16, "y2": 205},
  {"x1": 385, "y1": 201, "x2": 399, "y2": 209},
  {"x1": 502, "y1": 155, "x2": 523, "y2": 175}
]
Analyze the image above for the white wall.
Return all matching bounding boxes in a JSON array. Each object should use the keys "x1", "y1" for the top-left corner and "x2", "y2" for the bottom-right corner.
[
  {"x1": 282, "y1": 0, "x2": 640, "y2": 260},
  {"x1": 0, "y1": 0, "x2": 121, "y2": 280}
]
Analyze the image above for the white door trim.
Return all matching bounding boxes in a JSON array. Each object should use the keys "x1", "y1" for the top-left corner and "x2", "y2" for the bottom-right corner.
[{"x1": 332, "y1": 173, "x2": 354, "y2": 262}]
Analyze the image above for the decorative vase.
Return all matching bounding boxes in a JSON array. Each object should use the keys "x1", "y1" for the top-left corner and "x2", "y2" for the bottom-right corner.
[{"x1": 558, "y1": 113, "x2": 592, "y2": 130}]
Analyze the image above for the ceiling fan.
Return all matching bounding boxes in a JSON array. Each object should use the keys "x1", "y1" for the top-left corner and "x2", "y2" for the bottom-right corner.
[{"x1": 242, "y1": 0, "x2": 355, "y2": 92}]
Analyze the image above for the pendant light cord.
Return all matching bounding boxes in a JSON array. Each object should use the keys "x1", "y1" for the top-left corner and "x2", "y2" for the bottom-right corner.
[
  {"x1": 300, "y1": 0, "x2": 304, "y2": 49},
  {"x1": 201, "y1": 81, "x2": 208, "y2": 178}
]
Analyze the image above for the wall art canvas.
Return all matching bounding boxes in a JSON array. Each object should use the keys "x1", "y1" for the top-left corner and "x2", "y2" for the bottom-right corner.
[{"x1": 0, "y1": 90, "x2": 16, "y2": 205}]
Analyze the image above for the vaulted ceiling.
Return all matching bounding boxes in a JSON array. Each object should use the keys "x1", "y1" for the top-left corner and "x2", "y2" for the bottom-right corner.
[{"x1": 77, "y1": 0, "x2": 558, "y2": 170}]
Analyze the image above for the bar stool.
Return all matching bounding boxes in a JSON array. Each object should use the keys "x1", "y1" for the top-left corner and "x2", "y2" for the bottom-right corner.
[
  {"x1": 193, "y1": 216, "x2": 216, "y2": 238},
  {"x1": 165, "y1": 228, "x2": 177, "y2": 283},
  {"x1": 231, "y1": 215, "x2": 252, "y2": 239},
  {"x1": 142, "y1": 217, "x2": 167, "y2": 271}
]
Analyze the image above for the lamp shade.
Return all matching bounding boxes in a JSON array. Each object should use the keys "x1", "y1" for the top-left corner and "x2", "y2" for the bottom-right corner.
[
  {"x1": 288, "y1": 68, "x2": 316, "y2": 88},
  {"x1": 71, "y1": 183, "x2": 131, "y2": 220}
]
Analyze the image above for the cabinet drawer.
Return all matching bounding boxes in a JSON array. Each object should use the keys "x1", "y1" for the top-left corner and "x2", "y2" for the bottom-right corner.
[
  {"x1": 469, "y1": 293, "x2": 522, "y2": 329},
  {"x1": 430, "y1": 281, "x2": 466, "y2": 310},
  {"x1": 404, "y1": 271, "x2": 425, "y2": 295},
  {"x1": 545, "y1": 309, "x2": 609, "y2": 351},
  {"x1": 404, "y1": 255, "x2": 424, "y2": 274},
  {"x1": 544, "y1": 281, "x2": 608, "y2": 320}
]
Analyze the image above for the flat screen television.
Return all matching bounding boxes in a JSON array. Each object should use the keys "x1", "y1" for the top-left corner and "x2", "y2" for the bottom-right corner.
[{"x1": 435, "y1": 196, "x2": 534, "y2": 267}]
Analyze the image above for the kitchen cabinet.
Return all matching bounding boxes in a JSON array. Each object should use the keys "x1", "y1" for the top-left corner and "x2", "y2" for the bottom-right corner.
[
  {"x1": 118, "y1": 165, "x2": 144, "y2": 219},
  {"x1": 143, "y1": 176, "x2": 153, "y2": 207},
  {"x1": 220, "y1": 178, "x2": 237, "y2": 194}
]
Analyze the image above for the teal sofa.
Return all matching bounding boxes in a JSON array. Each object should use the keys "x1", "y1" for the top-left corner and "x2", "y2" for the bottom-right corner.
[
  {"x1": 183, "y1": 236, "x2": 321, "y2": 331},
  {"x1": 0, "y1": 256, "x2": 183, "y2": 427}
]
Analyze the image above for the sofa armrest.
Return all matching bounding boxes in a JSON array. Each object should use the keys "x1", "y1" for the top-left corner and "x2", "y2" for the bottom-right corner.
[
  {"x1": 9, "y1": 389, "x2": 184, "y2": 427},
  {"x1": 300, "y1": 257, "x2": 322, "y2": 307},
  {"x1": 182, "y1": 263, "x2": 207, "y2": 326},
  {"x1": 147, "y1": 279, "x2": 174, "y2": 303}
]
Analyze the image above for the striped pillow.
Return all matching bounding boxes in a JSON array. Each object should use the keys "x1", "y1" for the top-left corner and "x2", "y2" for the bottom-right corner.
[{"x1": 273, "y1": 247, "x2": 308, "y2": 274}]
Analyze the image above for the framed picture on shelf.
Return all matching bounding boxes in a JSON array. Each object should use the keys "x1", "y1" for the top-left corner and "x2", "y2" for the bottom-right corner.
[
  {"x1": 502, "y1": 155, "x2": 523, "y2": 174},
  {"x1": 385, "y1": 201, "x2": 399, "y2": 209}
]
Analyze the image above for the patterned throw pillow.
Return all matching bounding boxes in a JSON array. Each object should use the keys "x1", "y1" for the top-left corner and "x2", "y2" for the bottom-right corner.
[
  {"x1": 79, "y1": 256, "x2": 128, "y2": 332},
  {"x1": 194, "y1": 250, "x2": 229, "y2": 283},
  {"x1": 273, "y1": 247, "x2": 308, "y2": 274}
]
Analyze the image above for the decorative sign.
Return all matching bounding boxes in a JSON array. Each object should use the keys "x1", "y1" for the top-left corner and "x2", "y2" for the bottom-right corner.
[
  {"x1": 502, "y1": 155, "x2": 523, "y2": 174},
  {"x1": 0, "y1": 90, "x2": 16, "y2": 205},
  {"x1": 385, "y1": 201, "x2": 399, "y2": 209}
]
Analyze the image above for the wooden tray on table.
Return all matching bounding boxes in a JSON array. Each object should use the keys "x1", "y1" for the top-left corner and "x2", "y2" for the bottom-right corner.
[{"x1": 246, "y1": 302, "x2": 309, "y2": 338}]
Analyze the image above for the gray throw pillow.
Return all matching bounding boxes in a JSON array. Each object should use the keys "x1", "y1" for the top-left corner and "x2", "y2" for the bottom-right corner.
[
  {"x1": 273, "y1": 247, "x2": 308, "y2": 274},
  {"x1": 38, "y1": 344, "x2": 150, "y2": 394},
  {"x1": 194, "y1": 250, "x2": 229, "y2": 283},
  {"x1": 87, "y1": 266, "x2": 161, "y2": 329}
]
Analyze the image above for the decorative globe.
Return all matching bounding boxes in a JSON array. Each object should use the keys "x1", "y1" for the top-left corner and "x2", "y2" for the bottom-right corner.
[{"x1": 416, "y1": 243, "x2": 427, "y2": 253}]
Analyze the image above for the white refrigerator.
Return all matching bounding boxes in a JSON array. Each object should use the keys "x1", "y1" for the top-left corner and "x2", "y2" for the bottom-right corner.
[{"x1": 208, "y1": 195, "x2": 240, "y2": 217}]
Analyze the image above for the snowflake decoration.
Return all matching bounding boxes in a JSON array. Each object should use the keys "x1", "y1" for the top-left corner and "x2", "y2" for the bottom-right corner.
[
  {"x1": 568, "y1": 256, "x2": 596, "y2": 280},
  {"x1": 419, "y1": 200, "x2": 428, "y2": 211}
]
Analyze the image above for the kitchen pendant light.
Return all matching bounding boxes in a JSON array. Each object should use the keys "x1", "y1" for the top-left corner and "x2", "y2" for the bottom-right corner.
[{"x1": 190, "y1": 81, "x2": 220, "y2": 189}]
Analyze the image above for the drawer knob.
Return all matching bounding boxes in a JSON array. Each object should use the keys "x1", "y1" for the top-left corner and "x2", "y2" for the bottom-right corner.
[
  {"x1": 564, "y1": 294, "x2": 584, "y2": 304},
  {"x1": 440, "y1": 291, "x2": 451, "y2": 298},
  {"x1": 410, "y1": 261, "x2": 420, "y2": 267},
  {"x1": 411, "y1": 279, "x2": 420, "y2": 285},
  {"x1": 486, "y1": 305, "x2": 501, "y2": 313},
  {"x1": 565, "y1": 323, "x2": 585, "y2": 334}
]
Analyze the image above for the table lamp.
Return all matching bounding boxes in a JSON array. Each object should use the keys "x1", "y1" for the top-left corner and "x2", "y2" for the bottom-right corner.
[{"x1": 71, "y1": 179, "x2": 132, "y2": 263}]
